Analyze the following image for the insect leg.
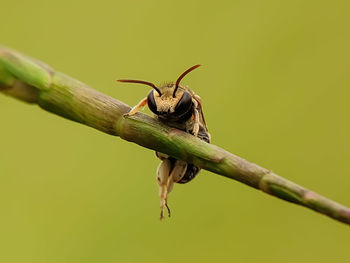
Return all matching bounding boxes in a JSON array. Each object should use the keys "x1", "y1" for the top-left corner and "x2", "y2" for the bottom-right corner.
[
  {"x1": 164, "y1": 160, "x2": 187, "y2": 218},
  {"x1": 124, "y1": 97, "x2": 147, "y2": 116},
  {"x1": 170, "y1": 160, "x2": 187, "y2": 184},
  {"x1": 156, "y1": 159, "x2": 171, "y2": 219},
  {"x1": 193, "y1": 94, "x2": 202, "y2": 105},
  {"x1": 156, "y1": 158, "x2": 187, "y2": 219},
  {"x1": 191, "y1": 98, "x2": 200, "y2": 137},
  {"x1": 166, "y1": 160, "x2": 187, "y2": 194}
]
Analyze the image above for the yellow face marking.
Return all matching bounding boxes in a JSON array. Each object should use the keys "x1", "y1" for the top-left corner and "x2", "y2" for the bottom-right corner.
[{"x1": 153, "y1": 84, "x2": 185, "y2": 113}]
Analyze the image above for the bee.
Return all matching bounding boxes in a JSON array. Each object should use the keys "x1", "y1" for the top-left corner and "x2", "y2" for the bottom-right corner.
[{"x1": 118, "y1": 65, "x2": 210, "y2": 219}]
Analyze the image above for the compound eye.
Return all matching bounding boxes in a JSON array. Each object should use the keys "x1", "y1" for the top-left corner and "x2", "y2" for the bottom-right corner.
[
  {"x1": 174, "y1": 91, "x2": 192, "y2": 116},
  {"x1": 147, "y1": 90, "x2": 159, "y2": 114}
]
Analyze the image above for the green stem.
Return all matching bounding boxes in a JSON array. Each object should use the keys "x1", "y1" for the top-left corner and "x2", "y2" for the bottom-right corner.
[{"x1": 1, "y1": 46, "x2": 349, "y2": 225}]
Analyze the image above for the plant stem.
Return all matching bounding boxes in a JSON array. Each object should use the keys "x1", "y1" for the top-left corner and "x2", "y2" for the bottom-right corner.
[{"x1": 1, "y1": 46, "x2": 349, "y2": 225}]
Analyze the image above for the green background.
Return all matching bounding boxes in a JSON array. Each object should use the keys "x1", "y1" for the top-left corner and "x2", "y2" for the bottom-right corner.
[{"x1": 1, "y1": 0, "x2": 350, "y2": 262}]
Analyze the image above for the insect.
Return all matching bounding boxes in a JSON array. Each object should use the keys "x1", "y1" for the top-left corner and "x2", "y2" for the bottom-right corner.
[{"x1": 117, "y1": 65, "x2": 210, "y2": 219}]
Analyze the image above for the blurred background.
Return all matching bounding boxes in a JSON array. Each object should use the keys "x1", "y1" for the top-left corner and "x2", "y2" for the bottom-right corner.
[{"x1": 1, "y1": 0, "x2": 350, "y2": 262}]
